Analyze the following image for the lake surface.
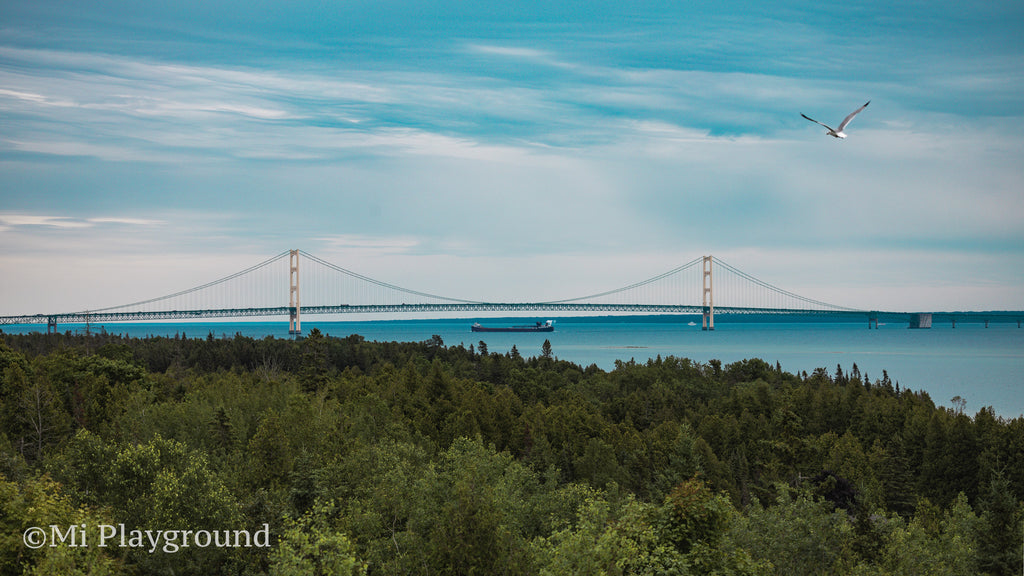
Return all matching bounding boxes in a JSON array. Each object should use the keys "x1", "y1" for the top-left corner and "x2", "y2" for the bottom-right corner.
[{"x1": 4, "y1": 315, "x2": 1022, "y2": 418}]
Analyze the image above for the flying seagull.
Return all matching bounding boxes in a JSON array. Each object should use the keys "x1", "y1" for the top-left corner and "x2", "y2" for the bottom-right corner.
[{"x1": 801, "y1": 101, "x2": 870, "y2": 139}]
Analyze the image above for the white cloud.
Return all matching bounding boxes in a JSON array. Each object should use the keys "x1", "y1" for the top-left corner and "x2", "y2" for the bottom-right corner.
[
  {"x1": 1, "y1": 138, "x2": 171, "y2": 162},
  {"x1": 87, "y1": 217, "x2": 163, "y2": 226},
  {"x1": 0, "y1": 87, "x2": 75, "y2": 107},
  {"x1": 317, "y1": 234, "x2": 420, "y2": 253},
  {"x1": 466, "y1": 43, "x2": 581, "y2": 72},
  {"x1": 0, "y1": 214, "x2": 93, "y2": 228},
  {"x1": 468, "y1": 44, "x2": 551, "y2": 60}
]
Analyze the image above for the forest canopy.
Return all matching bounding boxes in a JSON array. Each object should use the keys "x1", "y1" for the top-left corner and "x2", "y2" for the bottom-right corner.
[{"x1": 1, "y1": 329, "x2": 1021, "y2": 575}]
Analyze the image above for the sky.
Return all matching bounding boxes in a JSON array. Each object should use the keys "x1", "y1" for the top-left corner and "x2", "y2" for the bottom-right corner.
[{"x1": 1, "y1": 0, "x2": 1023, "y2": 315}]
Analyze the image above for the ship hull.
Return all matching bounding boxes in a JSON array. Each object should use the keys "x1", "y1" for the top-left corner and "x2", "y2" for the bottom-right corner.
[{"x1": 471, "y1": 321, "x2": 554, "y2": 333}]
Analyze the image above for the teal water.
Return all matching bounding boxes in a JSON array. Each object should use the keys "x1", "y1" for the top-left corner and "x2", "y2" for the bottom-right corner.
[{"x1": 4, "y1": 315, "x2": 1022, "y2": 418}]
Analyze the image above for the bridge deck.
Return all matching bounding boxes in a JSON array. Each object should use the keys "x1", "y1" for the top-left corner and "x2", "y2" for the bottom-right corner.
[{"x1": 2, "y1": 304, "x2": 1021, "y2": 328}]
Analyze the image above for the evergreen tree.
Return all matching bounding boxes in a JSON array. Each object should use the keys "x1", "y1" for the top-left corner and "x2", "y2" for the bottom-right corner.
[
  {"x1": 881, "y1": 435, "x2": 916, "y2": 517},
  {"x1": 834, "y1": 364, "x2": 846, "y2": 385},
  {"x1": 976, "y1": 469, "x2": 1023, "y2": 575},
  {"x1": 208, "y1": 406, "x2": 233, "y2": 454}
]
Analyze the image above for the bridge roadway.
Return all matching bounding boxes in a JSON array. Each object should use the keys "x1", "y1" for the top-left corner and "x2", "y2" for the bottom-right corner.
[{"x1": 2, "y1": 304, "x2": 1022, "y2": 329}]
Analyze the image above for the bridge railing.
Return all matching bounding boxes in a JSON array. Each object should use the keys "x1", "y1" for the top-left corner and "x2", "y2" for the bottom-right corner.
[{"x1": 4, "y1": 250, "x2": 1018, "y2": 331}]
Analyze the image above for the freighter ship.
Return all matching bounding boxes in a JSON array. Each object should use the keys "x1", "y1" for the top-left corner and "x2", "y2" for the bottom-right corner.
[{"x1": 471, "y1": 320, "x2": 554, "y2": 333}]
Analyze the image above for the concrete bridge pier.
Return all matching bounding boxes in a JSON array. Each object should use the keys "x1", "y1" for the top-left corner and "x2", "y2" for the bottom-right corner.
[{"x1": 909, "y1": 313, "x2": 932, "y2": 329}]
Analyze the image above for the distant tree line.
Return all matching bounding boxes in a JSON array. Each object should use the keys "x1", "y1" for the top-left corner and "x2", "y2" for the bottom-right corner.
[{"x1": 1, "y1": 329, "x2": 1021, "y2": 575}]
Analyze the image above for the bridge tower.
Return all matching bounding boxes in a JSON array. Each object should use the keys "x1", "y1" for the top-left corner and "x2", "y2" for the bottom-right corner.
[
  {"x1": 702, "y1": 255, "x2": 714, "y2": 330},
  {"x1": 289, "y1": 249, "x2": 301, "y2": 335}
]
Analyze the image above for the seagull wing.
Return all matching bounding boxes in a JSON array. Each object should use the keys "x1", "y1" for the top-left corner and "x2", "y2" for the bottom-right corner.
[
  {"x1": 836, "y1": 101, "x2": 870, "y2": 132},
  {"x1": 801, "y1": 113, "x2": 835, "y2": 132}
]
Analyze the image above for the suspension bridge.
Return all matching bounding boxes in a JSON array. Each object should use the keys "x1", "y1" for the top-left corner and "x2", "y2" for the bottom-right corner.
[{"x1": 1, "y1": 250, "x2": 1020, "y2": 334}]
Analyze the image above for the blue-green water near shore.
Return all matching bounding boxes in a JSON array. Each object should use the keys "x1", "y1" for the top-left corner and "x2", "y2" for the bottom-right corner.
[{"x1": 4, "y1": 315, "x2": 1022, "y2": 418}]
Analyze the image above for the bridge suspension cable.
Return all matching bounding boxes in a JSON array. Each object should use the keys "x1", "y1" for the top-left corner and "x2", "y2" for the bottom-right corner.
[
  {"x1": 75, "y1": 250, "x2": 292, "y2": 314},
  {"x1": 713, "y1": 257, "x2": 865, "y2": 312},
  {"x1": 543, "y1": 256, "x2": 704, "y2": 304},
  {"x1": 298, "y1": 250, "x2": 484, "y2": 305}
]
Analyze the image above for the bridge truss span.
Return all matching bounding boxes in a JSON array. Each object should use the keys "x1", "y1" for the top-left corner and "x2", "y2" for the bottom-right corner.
[{"x1": 4, "y1": 249, "x2": 1016, "y2": 333}]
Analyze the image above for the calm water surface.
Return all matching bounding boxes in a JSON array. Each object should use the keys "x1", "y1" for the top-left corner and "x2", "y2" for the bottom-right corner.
[{"x1": 5, "y1": 316, "x2": 1022, "y2": 417}]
